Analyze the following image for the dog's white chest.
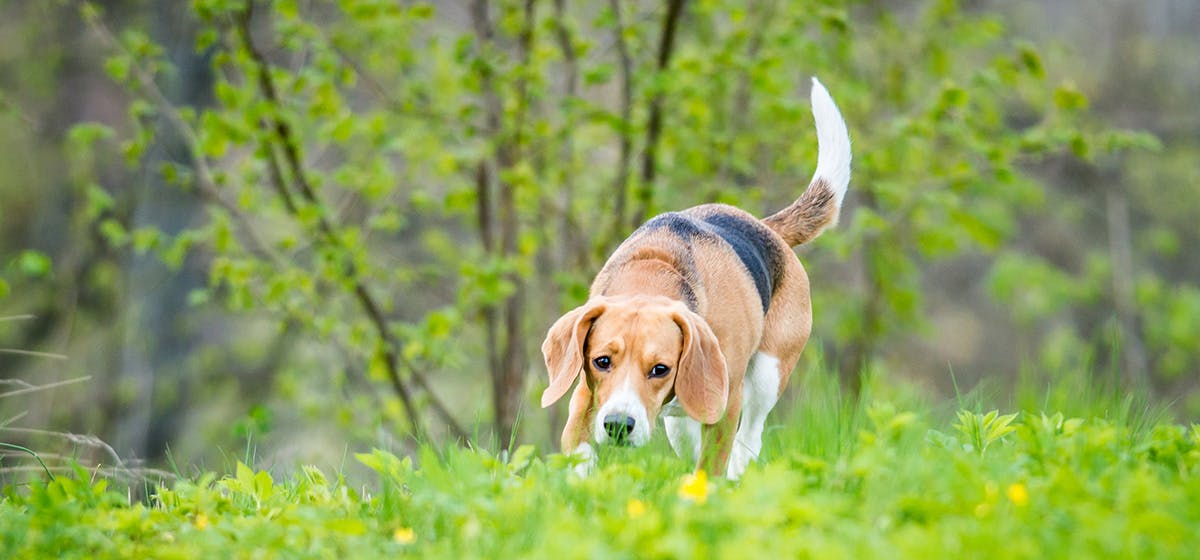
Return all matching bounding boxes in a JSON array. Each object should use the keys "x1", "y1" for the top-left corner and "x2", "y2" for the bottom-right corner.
[{"x1": 660, "y1": 397, "x2": 688, "y2": 418}]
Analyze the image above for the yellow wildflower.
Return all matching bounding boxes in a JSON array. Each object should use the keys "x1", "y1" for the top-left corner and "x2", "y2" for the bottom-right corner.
[
  {"x1": 626, "y1": 498, "x2": 646, "y2": 518},
  {"x1": 393, "y1": 527, "x2": 416, "y2": 544},
  {"x1": 1006, "y1": 483, "x2": 1029, "y2": 507},
  {"x1": 678, "y1": 470, "x2": 710, "y2": 504},
  {"x1": 194, "y1": 513, "x2": 209, "y2": 530}
]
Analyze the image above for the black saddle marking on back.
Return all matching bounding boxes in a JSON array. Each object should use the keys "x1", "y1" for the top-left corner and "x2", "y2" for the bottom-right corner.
[{"x1": 641, "y1": 212, "x2": 783, "y2": 314}]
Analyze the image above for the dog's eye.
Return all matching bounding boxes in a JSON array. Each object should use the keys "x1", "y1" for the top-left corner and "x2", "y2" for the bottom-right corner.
[
  {"x1": 648, "y1": 364, "x2": 670, "y2": 378},
  {"x1": 592, "y1": 356, "x2": 612, "y2": 371}
]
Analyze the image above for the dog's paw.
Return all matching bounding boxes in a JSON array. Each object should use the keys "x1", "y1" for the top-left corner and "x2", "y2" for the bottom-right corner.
[
  {"x1": 570, "y1": 443, "x2": 597, "y2": 477},
  {"x1": 726, "y1": 446, "x2": 753, "y2": 480}
]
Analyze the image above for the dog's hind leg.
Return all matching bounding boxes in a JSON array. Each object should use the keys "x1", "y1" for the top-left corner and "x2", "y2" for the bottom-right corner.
[{"x1": 727, "y1": 352, "x2": 784, "y2": 479}]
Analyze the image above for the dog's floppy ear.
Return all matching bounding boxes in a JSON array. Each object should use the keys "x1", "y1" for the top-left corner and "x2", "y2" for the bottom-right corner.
[
  {"x1": 541, "y1": 300, "x2": 606, "y2": 407},
  {"x1": 671, "y1": 307, "x2": 728, "y2": 424}
]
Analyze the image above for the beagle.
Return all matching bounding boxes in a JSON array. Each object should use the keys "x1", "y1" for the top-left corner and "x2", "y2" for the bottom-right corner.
[{"x1": 541, "y1": 78, "x2": 851, "y2": 479}]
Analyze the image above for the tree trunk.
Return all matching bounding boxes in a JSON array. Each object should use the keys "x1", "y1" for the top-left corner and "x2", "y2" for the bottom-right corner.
[
  {"x1": 470, "y1": 0, "x2": 534, "y2": 446},
  {"x1": 115, "y1": 3, "x2": 213, "y2": 460}
]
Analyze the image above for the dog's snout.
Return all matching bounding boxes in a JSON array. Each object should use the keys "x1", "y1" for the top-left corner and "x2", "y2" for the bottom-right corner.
[{"x1": 603, "y1": 414, "x2": 636, "y2": 444}]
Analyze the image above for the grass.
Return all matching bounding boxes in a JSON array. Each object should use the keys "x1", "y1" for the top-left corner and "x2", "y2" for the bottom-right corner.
[{"x1": 1, "y1": 368, "x2": 1198, "y2": 559}]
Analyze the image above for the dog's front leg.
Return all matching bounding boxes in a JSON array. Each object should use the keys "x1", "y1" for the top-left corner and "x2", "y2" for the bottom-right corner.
[{"x1": 560, "y1": 383, "x2": 597, "y2": 476}]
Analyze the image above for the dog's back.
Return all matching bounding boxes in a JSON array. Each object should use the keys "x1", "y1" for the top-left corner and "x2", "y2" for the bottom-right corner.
[
  {"x1": 542, "y1": 78, "x2": 851, "y2": 478},
  {"x1": 600, "y1": 206, "x2": 787, "y2": 314}
]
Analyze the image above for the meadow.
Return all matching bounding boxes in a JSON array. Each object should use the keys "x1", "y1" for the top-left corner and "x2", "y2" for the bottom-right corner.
[
  {"x1": 2, "y1": 2, "x2": 1198, "y2": 558},
  {"x1": 3, "y1": 369, "x2": 1197, "y2": 559}
]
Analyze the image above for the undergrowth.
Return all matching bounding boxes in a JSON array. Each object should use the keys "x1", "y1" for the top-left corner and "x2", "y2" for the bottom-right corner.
[{"x1": 2, "y1": 369, "x2": 1198, "y2": 558}]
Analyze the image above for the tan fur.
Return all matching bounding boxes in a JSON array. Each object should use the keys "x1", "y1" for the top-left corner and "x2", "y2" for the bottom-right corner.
[
  {"x1": 543, "y1": 79, "x2": 847, "y2": 475},
  {"x1": 542, "y1": 196, "x2": 837, "y2": 474},
  {"x1": 762, "y1": 177, "x2": 839, "y2": 246}
]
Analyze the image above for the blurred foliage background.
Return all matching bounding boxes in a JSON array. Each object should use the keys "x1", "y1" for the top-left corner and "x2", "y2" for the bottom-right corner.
[{"x1": 0, "y1": 0, "x2": 1196, "y2": 473}]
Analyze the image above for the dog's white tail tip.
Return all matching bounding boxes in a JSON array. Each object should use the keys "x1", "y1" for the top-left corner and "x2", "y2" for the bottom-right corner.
[{"x1": 810, "y1": 77, "x2": 851, "y2": 208}]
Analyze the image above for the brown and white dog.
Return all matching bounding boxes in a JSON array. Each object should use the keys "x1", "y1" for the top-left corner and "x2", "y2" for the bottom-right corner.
[{"x1": 541, "y1": 78, "x2": 851, "y2": 479}]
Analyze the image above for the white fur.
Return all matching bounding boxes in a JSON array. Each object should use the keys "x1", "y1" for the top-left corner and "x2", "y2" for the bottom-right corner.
[
  {"x1": 593, "y1": 377, "x2": 652, "y2": 447},
  {"x1": 660, "y1": 396, "x2": 686, "y2": 418},
  {"x1": 727, "y1": 353, "x2": 782, "y2": 480},
  {"x1": 571, "y1": 442, "x2": 596, "y2": 477},
  {"x1": 663, "y1": 397, "x2": 702, "y2": 463},
  {"x1": 809, "y1": 77, "x2": 852, "y2": 213}
]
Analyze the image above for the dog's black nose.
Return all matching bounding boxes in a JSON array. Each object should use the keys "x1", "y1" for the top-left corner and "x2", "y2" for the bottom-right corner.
[{"x1": 603, "y1": 414, "x2": 636, "y2": 444}]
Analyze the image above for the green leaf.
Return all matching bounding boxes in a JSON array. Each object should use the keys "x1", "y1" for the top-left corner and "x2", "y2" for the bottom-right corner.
[
  {"x1": 507, "y1": 444, "x2": 537, "y2": 474},
  {"x1": 324, "y1": 518, "x2": 367, "y2": 535},
  {"x1": 1053, "y1": 81, "x2": 1089, "y2": 112},
  {"x1": 104, "y1": 56, "x2": 131, "y2": 83},
  {"x1": 954, "y1": 410, "x2": 1020, "y2": 455},
  {"x1": 1015, "y1": 41, "x2": 1045, "y2": 79},
  {"x1": 131, "y1": 227, "x2": 162, "y2": 253},
  {"x1": 409, "y1": 2, "x2": 435, "y2": 19},
  {"x1": 187, "y1": 289, "x2": 209, "y2": 307},
  {"x1": 67, "y1": 122, "x2": 115, "y2": 147},
  {"x1": 583, "y1": 63, "x2": 614, "y2": 85},
  {"x1": 99, "y1": 219, "x2": 129, "y2": 247},
  {"x1": 17, "y1": 251, "x2": 52, "y2": 278}
]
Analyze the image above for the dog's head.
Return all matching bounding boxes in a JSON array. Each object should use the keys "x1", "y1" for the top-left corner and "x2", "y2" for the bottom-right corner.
[{"x1": 540, "y1": 295, "x2": 728, "y2": 447}]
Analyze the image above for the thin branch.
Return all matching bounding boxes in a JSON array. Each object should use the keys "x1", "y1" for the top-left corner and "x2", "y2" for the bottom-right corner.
[
  {"x1": 82, "y1": 9, "x2": 281, "y2": 265},
  {"x1": 232, "y1": 4, "x2": 467, "y2": 442},
  {"x1": 1, "y1": 411, "x2": 29, "y2": 429},
  {"x1": 260, "y1": 130, "x2": 301, "y2": 215},
  {"x1": 0, "y1": 375, "x2": 91, "y2": 399},
  {"x1": 329, "y1": 44, "x2": 403, "y2": 111},
  {"x1": 0, "y1": 94, "x2": 41, "y2": 130},
  {"x1": 0, "y1": 314, "x2": 36, "y2": 322},
  {"x1": 0, "y1": 349, "x2": 69, "y2": 360},
  {"x1": 632, "y1": 0, "x2": 687, "y2": 227}
]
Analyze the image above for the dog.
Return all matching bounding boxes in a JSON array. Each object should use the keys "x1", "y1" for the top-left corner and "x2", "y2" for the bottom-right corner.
[{"x1": 540, "y1": 78, "x2": 851, "y2": 479}]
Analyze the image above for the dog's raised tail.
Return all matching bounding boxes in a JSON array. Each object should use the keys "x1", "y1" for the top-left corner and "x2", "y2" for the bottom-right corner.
[{"x1": 763, "y1": 77, "x2": 851, "y2": 247}]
